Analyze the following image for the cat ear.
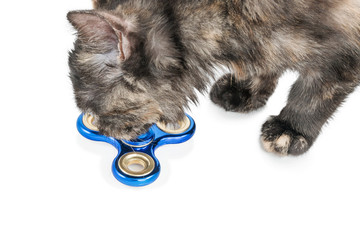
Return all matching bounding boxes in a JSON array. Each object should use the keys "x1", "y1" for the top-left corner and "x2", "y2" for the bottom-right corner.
[{"x1": 67, "y1": 10, "x2": 130, "y2": 61}]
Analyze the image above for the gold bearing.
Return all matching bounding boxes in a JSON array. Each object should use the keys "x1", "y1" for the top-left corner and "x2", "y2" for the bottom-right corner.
[
  {"x1": 118, "y1": 152, "x2": 155, "y2": 177},
  {"x1": 83, "y1": 113, "x2": 99, "y2": 131},
  {"x1": 156, "y1": 116, "x2": 191, "y2": 134}
]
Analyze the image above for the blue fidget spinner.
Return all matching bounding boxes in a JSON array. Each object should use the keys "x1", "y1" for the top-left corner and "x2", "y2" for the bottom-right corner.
[{"x1": 76, "y1": 113, "x2": 196, "y2": 187}]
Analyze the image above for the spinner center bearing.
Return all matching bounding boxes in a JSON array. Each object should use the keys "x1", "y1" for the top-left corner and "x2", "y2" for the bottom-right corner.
[{"x1": 121, "y1": 129, "x2": 155, "y2": 148}]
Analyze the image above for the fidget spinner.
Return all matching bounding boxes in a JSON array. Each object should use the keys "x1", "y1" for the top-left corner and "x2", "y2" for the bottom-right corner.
[{"x1": 76, "y1": 113, "x2": 196, "y2": 187}]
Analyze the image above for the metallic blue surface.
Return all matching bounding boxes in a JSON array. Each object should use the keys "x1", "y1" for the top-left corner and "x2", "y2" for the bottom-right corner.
[{"x1": 76, "y1": 114, "x2": 196, "y2": 187}]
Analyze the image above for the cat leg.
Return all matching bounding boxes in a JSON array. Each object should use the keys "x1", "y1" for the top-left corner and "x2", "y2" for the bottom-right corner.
[
  {"x1": 261, "y1": 69, "x2": 359, "y2": 156},
  {"x1": 210, "y1": 73, "x2": 280, "y2": 112}
]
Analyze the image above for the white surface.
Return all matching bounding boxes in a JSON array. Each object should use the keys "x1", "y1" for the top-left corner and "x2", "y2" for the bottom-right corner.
[{"x1": 1, "y1": 1, "x2": 360, "y2": 239}]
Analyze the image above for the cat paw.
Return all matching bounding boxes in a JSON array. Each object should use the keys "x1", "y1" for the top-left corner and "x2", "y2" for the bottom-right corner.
[
  {"x1": 210, "y1": 75, "x2": 266, "y2": 112},
  {"x1": 260, "y1": 117, "x2": 312, "y2": 156}
]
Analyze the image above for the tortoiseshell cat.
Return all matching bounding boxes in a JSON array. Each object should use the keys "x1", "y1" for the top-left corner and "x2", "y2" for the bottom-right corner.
[{"x1": 68, "y1": 0, "x2": 360, "y2": 156}]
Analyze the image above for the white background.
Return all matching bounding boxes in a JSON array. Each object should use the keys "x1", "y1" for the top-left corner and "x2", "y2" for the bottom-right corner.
[{"x1": 1, "y1": 1, "x2": 360, "y2": 239}]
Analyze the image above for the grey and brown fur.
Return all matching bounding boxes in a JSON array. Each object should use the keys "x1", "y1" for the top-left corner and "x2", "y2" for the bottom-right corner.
[{"x1": 67, "y1": 0, "x2": 360, "y2": 156}]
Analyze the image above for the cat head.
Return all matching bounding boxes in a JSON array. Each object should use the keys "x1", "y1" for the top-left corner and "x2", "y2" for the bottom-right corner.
[{"x1": 67, "y1": 10, "x2": 187, "y2": 140}]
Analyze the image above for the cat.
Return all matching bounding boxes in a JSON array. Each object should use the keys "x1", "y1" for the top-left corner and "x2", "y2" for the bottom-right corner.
[{"x1": 67, "y1": 0, "x2": 360, "y2": 156}]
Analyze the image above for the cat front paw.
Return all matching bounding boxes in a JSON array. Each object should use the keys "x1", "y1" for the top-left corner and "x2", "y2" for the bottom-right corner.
[
  {"x1": 210, "y1": 75, "x2": 266, "y2": 113},
  {"x1": 260, "y1": 117, "x2": 312, "y2": 156}
]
